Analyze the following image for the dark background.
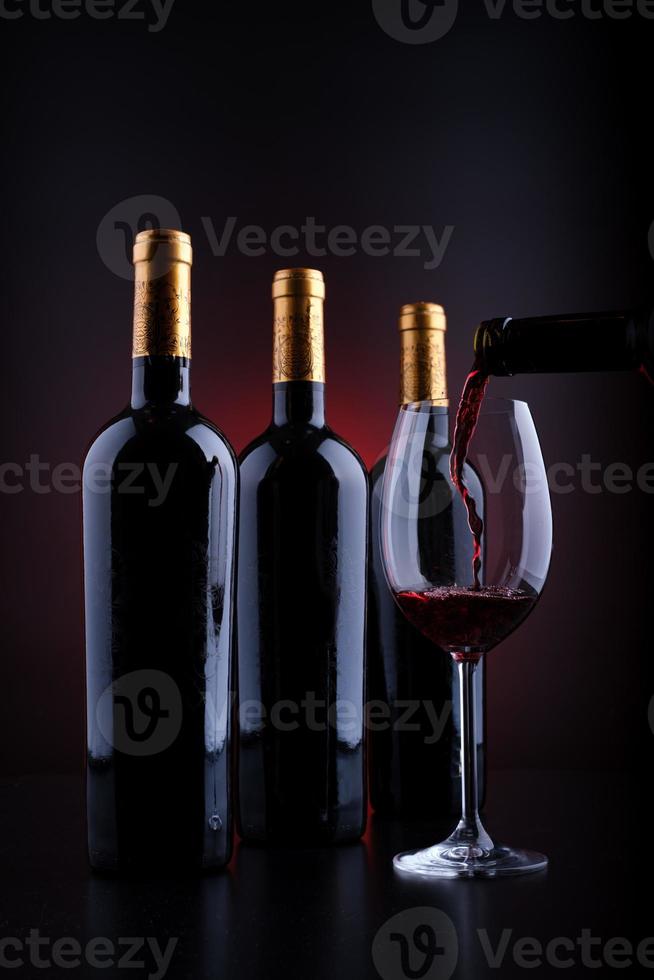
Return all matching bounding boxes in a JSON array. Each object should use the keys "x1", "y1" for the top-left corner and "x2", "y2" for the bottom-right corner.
[{"x1": 1, "y1": 2, "x2": 652, "y2": 784}]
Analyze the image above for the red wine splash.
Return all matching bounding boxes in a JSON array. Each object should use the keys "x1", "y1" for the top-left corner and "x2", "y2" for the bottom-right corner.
[{"x1": 449, "y1": 368, "x2": 489, "y2": 589}]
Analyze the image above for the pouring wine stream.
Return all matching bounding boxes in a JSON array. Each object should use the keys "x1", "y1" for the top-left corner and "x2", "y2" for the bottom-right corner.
[{"x1": 449, "y1": 367, "x2": 489, "y2": 590}]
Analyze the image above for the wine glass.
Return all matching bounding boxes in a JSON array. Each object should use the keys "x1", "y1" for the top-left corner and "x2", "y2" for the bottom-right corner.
[{"x1": 380, "y1": 398, "x2": 552, "y2": 878}]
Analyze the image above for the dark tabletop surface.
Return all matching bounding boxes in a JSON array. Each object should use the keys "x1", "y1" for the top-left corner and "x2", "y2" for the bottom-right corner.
[{"x1": 0, "y1": 770, "x2": 645, "y2": 980}]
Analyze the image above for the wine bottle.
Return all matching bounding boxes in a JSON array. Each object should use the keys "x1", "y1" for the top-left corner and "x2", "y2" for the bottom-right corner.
[
  {"x1": 474, "y1": 306, "x2": 654, "y2": 378},
  {"x1": 236, "y1": 268, "x2": 368, "y2": 844},
  {"x1": 83, "y1": 230, "x2": 238, "y2": 872},
  {"x1": 368, "y1": 302, "x2": 486, "y2": 817}
]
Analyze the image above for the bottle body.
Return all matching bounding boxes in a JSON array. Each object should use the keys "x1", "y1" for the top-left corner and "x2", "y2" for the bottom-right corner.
[
  {"x1": 84, "y1": 389, "x2": 237, "y2": 871},
  {"x1": 83, "y1": 231, "x2": 238, "y2": 871},
  {"x1": 236, "y1": 270, "x2": 367, "y2": 844}
]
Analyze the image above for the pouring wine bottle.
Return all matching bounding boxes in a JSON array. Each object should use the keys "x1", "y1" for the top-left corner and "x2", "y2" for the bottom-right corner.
[
  {"x1": 450, "y1": 304, "x2": 654, "y2": 596},
  {"x1": 451, "y1": 306, "x2": 654, "y2": 539},
  {"x1": 473, "y1": 306, "x2": 653, "y2": 378},
  {"x1": 368, "y1": 302, "x2": 486, "y2": 817},
  {"x1": 236, "y1": 268, "x2": 368, "y2": 844},
  {"x1": 83, "y1": 230, "x2": 238, "y2": 872}
]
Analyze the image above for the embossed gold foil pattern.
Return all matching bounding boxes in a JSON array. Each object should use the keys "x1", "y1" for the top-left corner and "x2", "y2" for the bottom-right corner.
[
  {"x1": 132, "y1": 229, "x2": 192, "y2": 359},
  {"x1": 272, "y1": 269, "x2": 325, "y2": 383},
  {"x1": 399, "y1": 302, "x2": 448, "y2": 405}
]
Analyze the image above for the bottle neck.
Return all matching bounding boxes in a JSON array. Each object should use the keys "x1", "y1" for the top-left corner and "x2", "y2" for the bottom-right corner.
[
  {"x1": 398, "y1": 312, "x2": 450, "y2": 447},
  {"x1": 272, "y1": 381, "x2": 325, "y2": 427},
  {"x1": 399, "y1": 324, "x2": 448, "y2": 406},
  {"x1": 270, "y1": 272, "x2": 326, "y2": 425},
  {"x1": 129, "y1": 236, "x2": 193, "y2": 410},
  {"x1": 474, "y1": 307, "x2": 653, "y2": 376},
  {"x1": 272, "y1": 286, "x2": 325, "y2": 385},
  {"x1": 131, "y1": 356, "x2": 191, "y2": 409}
]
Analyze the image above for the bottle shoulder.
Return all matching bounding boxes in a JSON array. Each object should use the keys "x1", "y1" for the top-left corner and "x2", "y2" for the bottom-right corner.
[
  {"x1": 239, "y1": 423, "x2": 367, "y2": 487},
  {"x1": 83, "y1": 408, "x2": 134, "y2": 468},
  {"x1": 83, "y1": 405, "x2": 237, "y2": 473},
  {"x1": 189, "y1": 409, "x2": 238, "y2": 468},
  {"x1": 323, "y1": 424, "x2": 367, "y2": 474}
]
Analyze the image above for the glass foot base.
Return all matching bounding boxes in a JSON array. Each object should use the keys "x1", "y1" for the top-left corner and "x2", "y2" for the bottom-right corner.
[{"x1": 393, "y1": 841, "x2": 548, "y2": 879}]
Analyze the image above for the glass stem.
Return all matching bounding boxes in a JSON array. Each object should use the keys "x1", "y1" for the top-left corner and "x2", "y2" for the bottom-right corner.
[{"x1": 449, "y1": 657, "x2": 493, "y2": 853}]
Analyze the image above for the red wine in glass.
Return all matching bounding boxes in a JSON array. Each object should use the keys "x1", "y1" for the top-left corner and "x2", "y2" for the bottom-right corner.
[
  {"x1": 399, "y1": 364, "x2": 538, "y2": 657},
  {"x1": 396, "y1": 585, "x2": 537, "y2": 660}
]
